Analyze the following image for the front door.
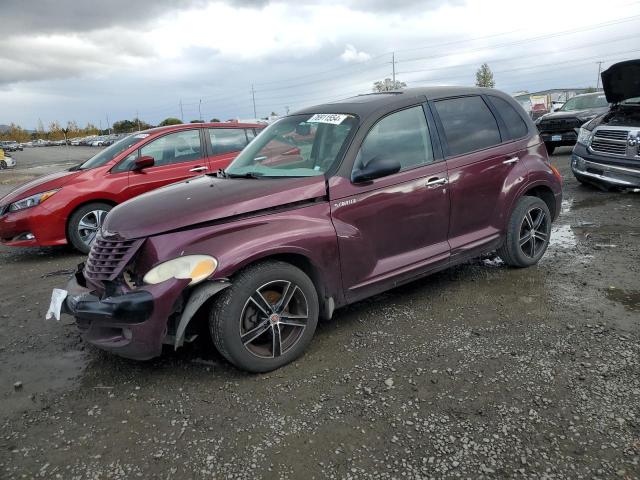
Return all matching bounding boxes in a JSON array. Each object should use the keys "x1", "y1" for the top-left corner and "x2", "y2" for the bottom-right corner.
[
  {"x1": 330, "y1": 105, "x2": 451, "y2": 302},
  {"x1": 123, "y1": 129, "x2": 210, "y2": 200}
]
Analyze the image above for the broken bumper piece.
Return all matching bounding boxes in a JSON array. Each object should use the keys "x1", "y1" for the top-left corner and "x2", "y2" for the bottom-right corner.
[{"x1": 63, "y1": 265, "x2": 189, "y2": 360}]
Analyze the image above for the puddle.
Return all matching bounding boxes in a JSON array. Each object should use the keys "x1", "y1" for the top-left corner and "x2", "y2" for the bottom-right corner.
[
  {"x1": 550, "y1": 224, "x2": 577, "y2": 249},
  {"x1": 561, "y1": 199, "x2": 573, "y2": 214},
  {"x1": 605, "y1": 288, "x2": 640, "y2": 312},
  {"x1": 572, "y1": 195, "x2": 611, "y2": 210}
]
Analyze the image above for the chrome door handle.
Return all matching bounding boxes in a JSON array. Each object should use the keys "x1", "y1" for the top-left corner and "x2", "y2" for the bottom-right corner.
[
  {"x1": 425, "y1": 177, "x2": 447, "y2": 187},
  {"x1": 503, "y1": 157, "x2": 519, "y2": 165},
  {"x1": 189, "y1": 166, "x2": 208, "y2": 172}
]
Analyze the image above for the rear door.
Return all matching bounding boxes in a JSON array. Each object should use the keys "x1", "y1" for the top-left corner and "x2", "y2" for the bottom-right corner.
[
  {"x1": 118, "y1": 128, "x2": 210, "y2": 200},
  {"x1": 330, "y1": 105, "x2": 451, "y2": 302},
  {"x1": 205, "y1": 127, "x2": 253, "y2": 172},
  {"x1": 432, "y1": 95, "x2": 522, "y2": 259}
]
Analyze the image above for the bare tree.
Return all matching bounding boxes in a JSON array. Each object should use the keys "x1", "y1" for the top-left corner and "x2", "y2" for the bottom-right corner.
[{"x1": 372, "y1": 78, "x2": 407, "y2": 92}]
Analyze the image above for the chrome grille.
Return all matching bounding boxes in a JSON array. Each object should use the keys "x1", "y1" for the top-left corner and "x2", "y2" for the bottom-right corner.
[
  {"x1": 85, "y1": 234, "x2": 143, "y2": 281},
  {"x1": 590, "y1": 129, "x2": 629, "y2": 156}
]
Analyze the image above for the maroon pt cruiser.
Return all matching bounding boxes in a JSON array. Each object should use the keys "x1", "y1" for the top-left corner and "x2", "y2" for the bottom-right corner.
[{"x1": 55, "y1": 87, "x2": 563, "y2": 372}]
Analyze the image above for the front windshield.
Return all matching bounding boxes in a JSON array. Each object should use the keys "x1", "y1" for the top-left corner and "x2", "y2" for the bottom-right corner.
[
  {"x1": 225, "y1": 113, "x2": 357, "y2": 177},
  {"x1": 561, "y1": 94, "x2": 608, "y2": 111},
  {"x1": 78, "y1": 133, "x2": 148, "y2": 170}
]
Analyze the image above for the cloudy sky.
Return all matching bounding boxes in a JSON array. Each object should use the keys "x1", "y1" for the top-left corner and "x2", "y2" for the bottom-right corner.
[{"x1": 2, "y1": 0, "x2": 640, "y2": 129}]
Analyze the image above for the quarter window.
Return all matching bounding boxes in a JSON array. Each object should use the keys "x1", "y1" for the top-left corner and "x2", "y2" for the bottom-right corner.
[
  {"x1": 354, "y1": 106, "x2": 434, "y2": 174},
  {"x1": 488, "y1": 96, "x2": 528, "y2": 140},
  {"x1": 208, "y1": 128, "x2": 249, "y2": 155},
  {"x1": 434, "y1": 96, "x2": 502, "y2": 156}
]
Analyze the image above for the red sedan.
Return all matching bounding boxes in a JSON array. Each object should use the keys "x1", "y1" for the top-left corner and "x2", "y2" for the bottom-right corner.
[{"x1": 0, "y1": 122, "x2": 263, "y2": 253}]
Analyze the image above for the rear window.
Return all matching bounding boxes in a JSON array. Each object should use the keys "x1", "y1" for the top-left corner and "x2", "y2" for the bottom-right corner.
[
  {"x1": 488, "y1": 96, "x2": 529, "y2": 140},
  {"x1": 208, "y1": 128, "x2": 249, "y2": 155},
  {"x1": 434, "y1": 96, "x2": 502, "y2": 156}
]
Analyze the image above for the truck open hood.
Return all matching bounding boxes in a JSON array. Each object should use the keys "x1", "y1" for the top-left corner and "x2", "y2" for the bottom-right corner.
[
  {"x1": 103, "y1": 175, "x2": 328, "y2": 239},
  {"x1": 601, "y1": 59, "x2": 640, "y2": 104}
]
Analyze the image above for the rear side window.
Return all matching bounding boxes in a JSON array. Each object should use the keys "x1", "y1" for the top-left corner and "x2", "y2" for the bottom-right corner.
[
  {"x1": 489, "y1": 96, "x2": 528, "y2": 140},
  {"x1": 208, "y1": 128, "x2": 248, "y2": 155},
  {"x1": 354, "y1": 106, "x2": 434, "y2": 173},
  {"x1": 434, "y1": 96, "x2": 501, "y2": 156}
]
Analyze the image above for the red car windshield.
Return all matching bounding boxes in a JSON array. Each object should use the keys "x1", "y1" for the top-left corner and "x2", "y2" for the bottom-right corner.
[{"x1": 78, "y1": 133, "x2": 148, "y2": 170}]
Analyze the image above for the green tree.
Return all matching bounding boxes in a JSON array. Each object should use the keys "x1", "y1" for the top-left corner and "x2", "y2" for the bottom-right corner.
[
  {"x1": 584, "y1": 86, "x2": 597, "y2": 93},
  {"x1": 190, "y1": 119, "x2": 204, "y2": 123},
  {"x1": 210, "y1": 118, "x2": 221, "y2": 123},
  {"x1": 159, "y1": 117, "x2": 183, "y2": 126},
  {"x1": 475, "y1": 63, "x2": 495, "y2": 88},
  {"x1": 372, "y1": 78, "x2": 407, "y2": 92}
]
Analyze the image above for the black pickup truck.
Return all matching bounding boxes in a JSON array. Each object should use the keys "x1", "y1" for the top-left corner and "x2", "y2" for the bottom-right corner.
[{"x1": 535, "y1": 92, "x2": 609, "y2": 155}]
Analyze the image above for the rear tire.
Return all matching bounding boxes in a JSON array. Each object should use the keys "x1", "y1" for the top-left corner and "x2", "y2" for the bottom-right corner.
[
  {"x1": 498, "y1": 196, "x2": 552, "y2": 268},
  {"x1": 0, "y1": 160, "x2": 6, "y2": 169},
  {"x1": 544, "y1": 143, "x2": 556, "y2": 155},
  {"x1": 210, "y1": 261, "x2": 319, "y2": 373},
  {"x1": 67, "y1": 202, "x2": 113, "y2": 254}
]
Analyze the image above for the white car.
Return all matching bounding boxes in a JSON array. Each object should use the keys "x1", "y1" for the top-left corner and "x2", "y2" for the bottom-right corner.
[{"x1": 0, "y1": 155, "x2": 16, "y2": 169}]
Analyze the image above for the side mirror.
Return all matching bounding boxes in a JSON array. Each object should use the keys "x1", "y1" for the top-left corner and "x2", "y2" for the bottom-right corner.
[
  {"x1": 352, "y1": 157, "x2": 401, "y2": 183},
  {"x1": 133, "y1": 155, "x2": 155, "y2": 171}
]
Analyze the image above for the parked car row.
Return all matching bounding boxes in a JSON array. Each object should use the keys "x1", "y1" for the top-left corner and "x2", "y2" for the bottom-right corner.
[{"x1": 0, "y1": 140, "x2": 23, "y2": 152}]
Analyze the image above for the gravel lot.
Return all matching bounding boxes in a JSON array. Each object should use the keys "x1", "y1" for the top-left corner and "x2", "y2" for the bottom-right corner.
[{"x1": 1, "y1": 147, "x2": 639, "y2": 479}]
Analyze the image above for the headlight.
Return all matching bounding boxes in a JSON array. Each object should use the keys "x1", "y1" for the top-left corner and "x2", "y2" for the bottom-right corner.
[
  {"x1": 143, "y1": 255, "x2": 218, "y2": 286},
  {"x1": 577, "y1": 127, "x2": 593, "y2": 146},
  {"x1": 8, "y1": 189, "x2": 60, "y2": 212}
]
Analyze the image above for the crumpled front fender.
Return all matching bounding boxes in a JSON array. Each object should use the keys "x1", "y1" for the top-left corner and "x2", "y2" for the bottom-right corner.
[{"x1": 174, "y1": 280, "x2": 231, "y2": 349}]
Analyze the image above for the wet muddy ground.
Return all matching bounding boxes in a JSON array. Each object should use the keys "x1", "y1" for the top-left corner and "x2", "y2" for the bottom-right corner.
[{"x1": 1, "y1": 147, "x2": 639, "y2": 479}]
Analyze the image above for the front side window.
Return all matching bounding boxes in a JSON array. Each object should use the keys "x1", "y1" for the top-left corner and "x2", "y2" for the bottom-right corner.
[
  {"x1": 225, "y1": 114, "x2": 357, "y2": 178},
  {"x1": 353, "y1": 106, "x2": 434, "y2": 174},
  {"x1": 435, "y1": 96, "x2": 502, "y2": 156},
  {"x1": 209, "y1": 128, "x2": 249, "y2": 155},
  {"x1": 140, "y1": 130, "x2": 202, "y2": 167}
]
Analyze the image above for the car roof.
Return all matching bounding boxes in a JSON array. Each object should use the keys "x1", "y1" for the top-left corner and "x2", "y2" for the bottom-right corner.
[
  {"x1": 294, "y1": 86, "x2": 511, "y2": 117},
  {"x1": 141, "y1": 122, "x2": 264, "y2": 135}
]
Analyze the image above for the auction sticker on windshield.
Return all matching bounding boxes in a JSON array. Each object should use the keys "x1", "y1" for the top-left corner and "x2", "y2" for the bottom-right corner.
[{"x1": 307, "y1": 114, "x2": 350, "y2": 124}]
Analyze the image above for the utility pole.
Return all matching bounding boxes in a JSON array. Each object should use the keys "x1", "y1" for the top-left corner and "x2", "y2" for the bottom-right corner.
[
  {"x1": 179, "y1": 99, "x2": 184, "y2": 122},
  {"x1": 198, "y1": 99, "x2": 203, "y2": 122},
  {"x1": 136, "y1": 110, "x2": 140, "y2": 132},
  {"x1": 392, "y1": 52, "x2": 396, "y2": 84},
  {"x1": 106, "y1": 114, "x2": 111, "y2": 134},
  {"x1": 596, "y1": 61, "x2": 603, "y2": 90},
  {"x1": 251, "y1": 84, "x2": 257, "y2": 119},
  {"x1": 99, "y1": 119, "x2": 102, "y2": 133}
]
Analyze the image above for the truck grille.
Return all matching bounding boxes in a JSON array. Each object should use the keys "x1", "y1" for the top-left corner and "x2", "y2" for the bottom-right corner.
[
  {"x1": 590, "y1": 129, "x2": 629, "y2": 156},
  {"x1": 85, "y1": 234, "x2": 143, "y2": 281},
  {"x1": 539, "y1": 118, "x2": 582, "y2": 132}
]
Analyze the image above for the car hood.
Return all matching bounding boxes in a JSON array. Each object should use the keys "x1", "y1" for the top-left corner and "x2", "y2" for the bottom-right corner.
[
  {"x1": 601, "y1": 59, "x2": 640, "y2": 104},
  {"x1": 539, "y1": 107, "x2": 607, "y2": 121},
  {"x1": 0, "y1": 169, "x2": 81, "y2": 205},
  {"x1": 103, "y1": 175, "x2": 328, "y2": 239}
]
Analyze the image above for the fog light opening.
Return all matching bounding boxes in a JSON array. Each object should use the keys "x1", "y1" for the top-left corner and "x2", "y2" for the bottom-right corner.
[{"x1": 13, "y1": 232, "x2": 35, "y2": 241}]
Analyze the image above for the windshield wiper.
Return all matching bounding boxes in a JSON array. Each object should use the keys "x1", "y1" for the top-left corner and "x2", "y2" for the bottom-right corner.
[{"x1": 225, "y1": 171, "x2": 265, "y2": 179}]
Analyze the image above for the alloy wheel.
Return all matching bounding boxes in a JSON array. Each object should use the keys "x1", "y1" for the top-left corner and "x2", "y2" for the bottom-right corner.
[
  {"x1": 519, "y1": 207, "x2": 549, "y2": 258},
  {"x1": 239, "y1": 280, "x2": 309, "y2": 358},
  {"x1": 77, "y1": 209, "x2": 109, "y2": 248}
]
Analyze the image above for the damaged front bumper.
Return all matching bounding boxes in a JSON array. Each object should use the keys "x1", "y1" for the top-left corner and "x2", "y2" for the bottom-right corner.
[
  {"x1": 61, "y1": 264, "x2": 231, "y2": 360},
  {"x1": 63, "y1": 265, "x2": 190, "y2": 360}
]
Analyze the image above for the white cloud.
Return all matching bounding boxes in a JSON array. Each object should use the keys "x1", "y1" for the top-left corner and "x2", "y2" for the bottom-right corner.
[{"x1": 340, "y1": 44, "x2": 372, "y2": 63}]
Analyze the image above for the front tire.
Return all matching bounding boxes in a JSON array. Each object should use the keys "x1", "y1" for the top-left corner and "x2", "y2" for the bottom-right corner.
[
  {"x1": 498, "y1": 196, "x2": 552, "y2": 268},
  {"x1": 0, "y1": 160, "x2": 6, "y2": 170},
  {"x1": 67, "y1": 202, "x2": 113, "y2": 254},
  {"x1": 210, "y1": 261, "x2": 319, "y2": 372}
]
